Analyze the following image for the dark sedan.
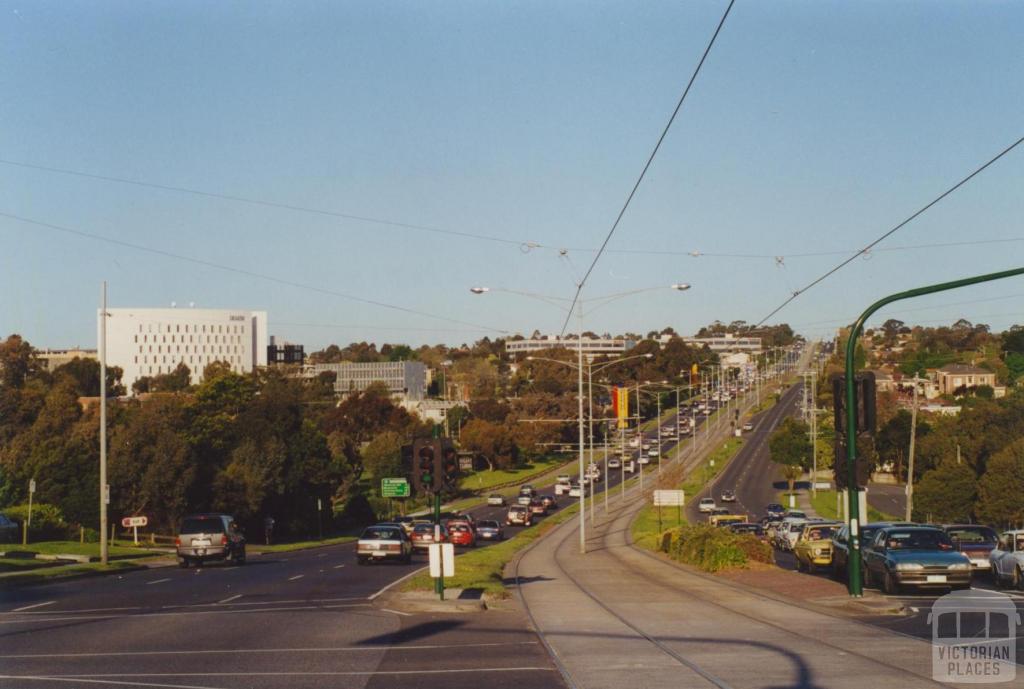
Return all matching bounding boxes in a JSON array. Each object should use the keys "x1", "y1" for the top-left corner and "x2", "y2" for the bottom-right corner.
[
  {"x1": 943, "y1": 524, "x2": 998, "y2": 573},
  {"x1": 862, "y1": 526, "x2": 971, "y2": 594}
]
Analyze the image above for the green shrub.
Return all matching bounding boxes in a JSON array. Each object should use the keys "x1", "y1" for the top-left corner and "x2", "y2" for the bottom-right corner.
[
  {"x1": 3, "y1": 503, "x2": 68, "y2": 539},
  {"x1": 663, "y1": 524, "x2": 766, "y2": 572}
]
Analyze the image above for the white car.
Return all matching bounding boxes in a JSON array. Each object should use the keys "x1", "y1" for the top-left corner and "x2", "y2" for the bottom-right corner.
[
  {"x1": 607, "y1": 457, "x2": 621, "y2": 469},
  {"x1": 647, "y1": 447, "x2": 659, "y2": 458},
  {"x1": 698, "y1": 497, "x2": 716, "y2": 513},
  {"x1": 568, "y1": 484, "x2": 582, "y2": 498},
  {"x1": 637, "y1": 455, "x2": 650, "y2": 465},
  {"x1": 622, "y1": 460, "x2": 636, "y2": 474},
  {"x1": 554, "y1": 481, "x2": 570, "y2": 496},
  {"x1": 742, "y1": 422, "x2": 754, "y2": 432},
  {"x1": 516, "y1": 495, "x2": 532, "y2": 506},
  {"x1": 628, "y1": 437, "x2": 640, "y2": 449},
  {"x1": 990, "y1": 530, "x2": 1024, "y2": 587},
  {"x1": 487, "y1": 494, "x2": 506, "y2": 506}
]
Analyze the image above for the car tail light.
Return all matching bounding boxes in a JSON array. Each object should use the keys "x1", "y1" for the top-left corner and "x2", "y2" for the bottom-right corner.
[
  {"x1": 175, "y1": 536, "x2": 181, "y2": 547},
  {"x1": 221, "y1": 534, "x2": 228, "y2": 546}
]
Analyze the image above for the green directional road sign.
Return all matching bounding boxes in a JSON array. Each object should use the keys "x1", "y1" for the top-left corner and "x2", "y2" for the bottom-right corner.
[{"x1": 381, "y1": 478, "x2": 410, "y2": 498}]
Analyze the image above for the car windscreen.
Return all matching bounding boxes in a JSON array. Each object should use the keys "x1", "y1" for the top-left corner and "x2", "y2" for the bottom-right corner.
[
  {"x1": 413, "y1": 524, "x2": 435, "y2": 534},
  {"x1": 947, "y1": 526, "x2": 997, "y2": 544},
  {"x1": 884, "y1": 530, "x2": 953, "y2": 550},
  {"x1": 450, "y1": 525, "x2": 470, "y2": 533},
  {"x1": 362, "y1": 527, "x2": 402, "y2": 540},
  {"x1": 804, "y1": 526, "x2": 836, "y2": 540},
  {"x1": 180, "y1": 518, "x2": 226, "y2": 534},
  {"x1": 477, "y1": 521, "x2": 498, "y2": 529}
]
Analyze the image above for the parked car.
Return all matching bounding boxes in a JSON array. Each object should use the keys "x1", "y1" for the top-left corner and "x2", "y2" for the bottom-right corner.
[
  {"x1": 862, "y1": 526, "x2": 970, "y2": 594},
  {"x1": 720, "y1": 489, "x2": 736, "y2": 503},
  {"x1": 357, "y1": 524, "x2": 412, "y2": 564},
  {"x1": 793, "y1": 522, "x2": 842, "y2": 573},
  {"x1": 698, "y1": 497, "x2": 717, "y2": 513},
  {"x1": 0, "y1": 513, "x2": 18, "y2": 543},
  {"x1": 943, "y1": 525, "x2": 998, "y2": 572},
  {"x1": 410, "y1": 523, "x2": 448, "y2": 550},
  {"x1": 506, "y1": 505, "x2": 533, "y2": 527},
  {"x1": 487, "y1": 494, "x2": 506, "y2": 506},
  {"x1": 475, "y1": 520, "x2": 504, "y2": 542},
  {"x1": 990, "y1": 530, "x2": 1024, "y2": 589},
  {"x1": 448, "y1": 522, "x2": 476, "y2": 548},
  {"x1": 176, "y1": 513, "x2": 246, "y2": 568}
]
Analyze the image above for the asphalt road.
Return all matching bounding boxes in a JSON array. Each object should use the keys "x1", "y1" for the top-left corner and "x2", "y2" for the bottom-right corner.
[{"x1": 0, "y1": 380, "x2": 766, "y2": 689}]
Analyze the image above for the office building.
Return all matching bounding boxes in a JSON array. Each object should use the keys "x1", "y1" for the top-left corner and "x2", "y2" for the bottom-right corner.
[
  {"x1": 101, "y1": 307, "x2": 267, "y2": 392},
  {"x1": 307, "y1": 361, "x2": 427, "y2": 400}
]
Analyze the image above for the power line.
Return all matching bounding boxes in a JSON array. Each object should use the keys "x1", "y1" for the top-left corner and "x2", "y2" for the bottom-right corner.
[
  {"x1": 0, "y1": 158, "x2": 552, "y2": 253},
  {"x1": 0, "y1": 210, "x2": 509, "y2": 335},
  {"x1": 754, "y1": 133, "x2": 1024, "y2": 326},
  {"x1": 559, "y1": 0, "x2": 736, "y2": 335}
]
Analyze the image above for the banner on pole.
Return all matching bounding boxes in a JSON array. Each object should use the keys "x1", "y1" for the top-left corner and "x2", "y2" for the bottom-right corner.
[{"x1": 613, "y1": 387, "x2": 630, "y2": 429}]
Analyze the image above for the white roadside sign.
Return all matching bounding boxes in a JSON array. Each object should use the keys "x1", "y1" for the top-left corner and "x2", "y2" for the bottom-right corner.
[{"x1": 653, "y1": 490, "x2": 685, "y2": 507}]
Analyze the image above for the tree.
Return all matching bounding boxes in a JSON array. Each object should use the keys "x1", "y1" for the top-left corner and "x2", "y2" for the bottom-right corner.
[
  {"x1": 977, "y1": 439, "x2": 1024, "y2": 527},
  {"x1": 913, "y1": 461, "x2": 977, "y2": 523},
  {"x1": 769, "y1": 418, "x2": 812, "y2": 495},
  {"x1": 53, "y1": 357, "x2": 126, "y2": 397},
  {"x1": 361, "y1": 431, "x2": 405, "y2": 487},
  {"x1": 459, "y1": 419, "x2": 518, "y2": 470},
  {"x1": 0, "y1": 335, "x2": 40, "y2": 389}
]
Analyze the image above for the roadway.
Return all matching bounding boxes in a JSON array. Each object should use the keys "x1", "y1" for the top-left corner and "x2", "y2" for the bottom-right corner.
[{"x1": 0, "y1": 374, "x2": 781, "y2": 689}]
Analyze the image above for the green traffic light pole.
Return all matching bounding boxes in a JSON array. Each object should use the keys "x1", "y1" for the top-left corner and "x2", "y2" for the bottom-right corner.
[
  {"x1": 844, "y1": 266, "x2": 1024, "y2": 597},
  {"x1": 432, "y1": 424, "x2": 444, "y2": 600}
]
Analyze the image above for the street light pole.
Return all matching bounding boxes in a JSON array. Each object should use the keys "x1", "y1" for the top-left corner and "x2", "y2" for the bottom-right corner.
[
  {"x1": 99, "y1": 282, "x2": 109, "y2": 565},
  {"x1": 576, "y1": 302, "x2": 586, "y2": 554}
]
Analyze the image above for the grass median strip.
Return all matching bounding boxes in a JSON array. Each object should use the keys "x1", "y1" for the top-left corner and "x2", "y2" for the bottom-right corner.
[
  {"x1": 400, "y1": 504, "x2": 581, "y2": 597},
  {"x1": 0, "y1": 558, "x2": 157, "y2": 587},
  {"x1": 249, "y1": 535, "x2": 356, "y2": 554},
  {"x1": 807, "y1": 489, "x2": 895, "y2": 522}
]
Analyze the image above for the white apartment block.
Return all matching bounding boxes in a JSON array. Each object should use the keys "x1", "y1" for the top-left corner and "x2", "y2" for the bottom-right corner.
[{"x1": 100, "y1": 308, "x2": 268, "y2": 392}]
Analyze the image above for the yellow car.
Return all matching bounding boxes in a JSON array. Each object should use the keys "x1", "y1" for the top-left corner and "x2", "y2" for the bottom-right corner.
[
  {"x1": 793, "y1": 522, "x2": 842, "y2": 573},
  {"x1": 709, "y1": 513, "x2": 747, "y2": 528}
]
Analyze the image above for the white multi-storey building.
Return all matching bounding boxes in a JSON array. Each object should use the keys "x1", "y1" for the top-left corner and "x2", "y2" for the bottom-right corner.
[
  {"x1": 100, "y1": 308, "x2": 267, "y2": 392},
  {"x1": 306, "y1": 361, "x2": 427, "y2": 401}
]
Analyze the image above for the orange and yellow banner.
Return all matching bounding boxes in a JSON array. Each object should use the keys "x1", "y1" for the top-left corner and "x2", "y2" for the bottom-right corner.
[{"x1": 613, "y1": 386, "x2": 630, "y2": 429}]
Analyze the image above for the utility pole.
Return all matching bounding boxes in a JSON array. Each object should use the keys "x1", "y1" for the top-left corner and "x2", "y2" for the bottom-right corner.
[
  {"x1": 905, "y1": 374, "x2": 924, "y2": 522},
  {"x1": 99, "y1": 282, "x2": 109, "y2": 565}
]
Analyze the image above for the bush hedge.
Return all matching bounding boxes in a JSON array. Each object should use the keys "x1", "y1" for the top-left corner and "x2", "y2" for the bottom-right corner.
[{"x1": 657, "y1": 524, "x2": 771, "y2": 572}]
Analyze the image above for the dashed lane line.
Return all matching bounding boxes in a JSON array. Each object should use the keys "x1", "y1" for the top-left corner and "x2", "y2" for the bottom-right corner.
[
  {"x1": 146, "y1": 578, "x2": 171, "y2": 585},
  {"x1": 217, "y1": 594, "x2": 242, "y2": 604},
  {"x1": 287, "y1": 574, "x2": 304, "y2": 581},
  {"x1": 10, "y1": 601, "x2": 55, "y2": 613}
]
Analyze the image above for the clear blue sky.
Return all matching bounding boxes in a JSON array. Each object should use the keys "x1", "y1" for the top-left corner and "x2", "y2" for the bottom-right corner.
[{"x1": 3, "y1": 1, "x2": 1022, "y2": 350}]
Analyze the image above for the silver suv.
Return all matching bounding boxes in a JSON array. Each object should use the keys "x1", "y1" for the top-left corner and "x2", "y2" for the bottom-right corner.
[{"x1": 176, "y1": 513, "x2": 246, "y2": 568}]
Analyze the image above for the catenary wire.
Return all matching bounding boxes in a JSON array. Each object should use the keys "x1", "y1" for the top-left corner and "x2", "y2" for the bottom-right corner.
[
  {"x1": 753, "y1": 133, "x2": 1024, "y2": 327},
  {"x1": 0, "y1": 211, "x2": 509, "y2": 335},
  {"x1": 6, "y1": 158, "x2": 1023, "y2": 263},
  {"x1": 558, "y1": 0, "x2": 736, "y2": 336},
  {"x1": 0, "y1": 158, "x2": 550, "y2": 252}
]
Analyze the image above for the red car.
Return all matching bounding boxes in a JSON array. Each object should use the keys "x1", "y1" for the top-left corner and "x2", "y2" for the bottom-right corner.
[
  {"x1": 410, "y1": 523, "x2": 448, "y2": 551},
  {"x1": 448, "y1": 522, "x2": 476, "y2": 548}
]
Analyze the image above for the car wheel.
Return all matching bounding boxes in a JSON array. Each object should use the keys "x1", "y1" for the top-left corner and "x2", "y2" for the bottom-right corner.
[
  {"x1": 795, "y1": 558, "x2": 806, "y2": 573},
  {"x1": 178, "y1": 558, "x2": 189, "y2": 569},
  {"x1": 883, "y1": 570, "x2": 898, "y2": 595}
]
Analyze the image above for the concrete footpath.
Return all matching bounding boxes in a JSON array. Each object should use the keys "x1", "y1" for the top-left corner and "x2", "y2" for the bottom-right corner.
[{"x1": 513, "y1": 491, "x2": 955, "y2": 689}]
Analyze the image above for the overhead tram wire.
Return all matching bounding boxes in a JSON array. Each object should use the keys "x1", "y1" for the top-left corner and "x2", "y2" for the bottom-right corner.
[
  {"x1": 0, "y1": 158, "x2": 550, "y2": 253},
  {"x1": 753, "y1": 133, "x2": 1024, "y2": 327},
  {"x1": 0, "y1": 210, "x2": 509, "y2": 335},
  {"x1": 558, "y1": 0, "x2": 736, "y2": 336}
]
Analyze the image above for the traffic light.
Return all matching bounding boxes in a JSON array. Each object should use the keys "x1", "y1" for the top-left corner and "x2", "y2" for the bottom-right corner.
[
  {"x1": 412, "y1": 438, "x2": 440, "y2": 495},
  {"x1": 831, "y1": 372, "x2": 877, "y2": 436},
  {"x1": 833, "y1": 433, "x2": 873, "y2": 490},
  {"x1": 441, "y1": 440, "x2": 459, "y2": 493}
]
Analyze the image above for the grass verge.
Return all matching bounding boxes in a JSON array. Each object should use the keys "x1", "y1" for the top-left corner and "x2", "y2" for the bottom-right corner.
[
  {"x1": 2, "y1": 541, "x2": 163, "y2": 559},
  {"x1": 808, "y1": 489, "x2": 895, "y2": 522},
  {"x1": 458, "y1": 454, "x2": 571, "y2": 493},
  {"x1": 250, "y1": 535, "x2": 357, "y2": 553},
  {"x1": 400, "y1": 504, "x2": 581, "y2": 597}
]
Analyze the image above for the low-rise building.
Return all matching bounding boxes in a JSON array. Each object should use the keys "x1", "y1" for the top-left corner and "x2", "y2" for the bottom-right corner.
[
  {"x1": 935, "y1": 364, "x2": 997, "y2": 396},
  {"x1": 37, "y1": 348, "x2": 98, "y2": 371},
  {"x1": 307, "y1": 360, "x2": 427, "y2": 400}
]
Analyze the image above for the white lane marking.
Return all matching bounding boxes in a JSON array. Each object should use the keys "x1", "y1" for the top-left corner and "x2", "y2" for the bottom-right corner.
[
  {"x1": 317, "y1": 553, "x2": 327, "y2": 558},
  {"x1": 368, "y1": 565, "x2": 427, "y2": 600},
  {"x1": 0, "y1": 641, "x2": 539, "y2": 659},
  {"x1": 25, "y1": 667, "x2": 556, "y2": 678},
  {"x1": 381, "y1": 608, "x2": 412, "y2": 617},
  {"x1": 217, "y1": 594, "x2": 242, "y2": 604},
  {"x1": 11, "y1": 601, "x2": 55, "y2": 612},
  {"x1": 0, "y1": 676, "x2": 225, "y2": 689},
  {"x1": 333, "y1": 564, "x2": 346, "y2": 569},
  {"x1": 161, "y1": 596, "x2": 364, "y2": 610},
  {"x1": 146, "y1": 578, "x2": 171, "y2": 585},
  {"x1": 0, "y1": 603, "x2": 372, "y2": 625},
  {"x1": 2, "y1": 606, "x2": 142, "y2": 616},
  {"x1": 287, "y1": 574, "x2": 304, "y2": 581}
]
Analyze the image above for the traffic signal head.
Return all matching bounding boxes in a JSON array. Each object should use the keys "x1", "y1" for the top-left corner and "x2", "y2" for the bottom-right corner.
[
  {"x1": 412, "y1": 439, "x2": 439, "y2": 495},
  {"x1": 441, "y1": 440, "x2": 459, "y2": 493}
]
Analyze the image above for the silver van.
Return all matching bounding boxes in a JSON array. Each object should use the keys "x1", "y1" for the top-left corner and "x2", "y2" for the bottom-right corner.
[{"x1": 176, "y1": 513, "x2": 246, "y2": 568}]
